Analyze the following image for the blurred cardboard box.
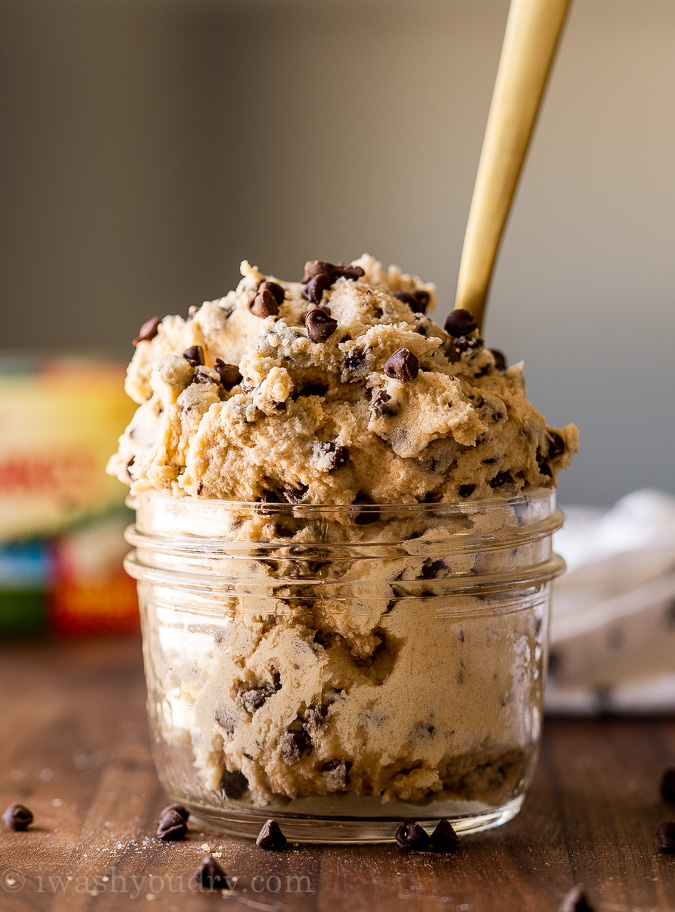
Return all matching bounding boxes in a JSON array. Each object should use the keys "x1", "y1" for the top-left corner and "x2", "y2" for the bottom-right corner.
[{"x1": 0, "y1": 354, "x2": 137, "y2": 634}]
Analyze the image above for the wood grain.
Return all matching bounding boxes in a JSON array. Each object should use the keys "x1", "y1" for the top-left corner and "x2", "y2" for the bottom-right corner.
[{"x1": 0, "y1": 639, "x2": 673, "y2": 911}]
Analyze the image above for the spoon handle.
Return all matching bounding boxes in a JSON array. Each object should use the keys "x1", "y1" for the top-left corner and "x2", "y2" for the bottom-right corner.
[{"x1": 455, "y1": 0, "x2": 572, "y2": 328}]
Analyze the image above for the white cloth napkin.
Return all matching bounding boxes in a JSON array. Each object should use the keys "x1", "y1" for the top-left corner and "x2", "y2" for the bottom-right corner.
[{"x1": 545, "y1": 489, "x2": 675, "y2": 714}]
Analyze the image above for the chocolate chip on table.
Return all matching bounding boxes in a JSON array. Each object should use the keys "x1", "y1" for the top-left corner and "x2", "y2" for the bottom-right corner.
[
  {"x1": 2, "y1": 803, "x2": 33, "y2": 831},
  {"x1": 661, "y1": 767, "x2": 675, "y2": 802},
  {"x1": 248, "y1": 287, "x2": 280, "y2": 319},
  {"x1": 394, "y1": 819, "x2": 431, "y2": 850},
  {"x1": 394, "y1": 289, "x2": 430, "y2": 314},
  {"x1": 161, "y1": 803, "x2": 189, "y2": 823},
  {"x1": 213, "y1": 358, "x2": 242, "y2": 391},
  {"x1": 133, "y1": 316, "x2": 161, "y2": 346},
  {"x1": 656, "y1": 820, "x2": 675, "y2": 851},
  {"x1": 444, "y1": 308, "x2": 478, "y2": 337},
  {"x1": 183, "y1": 345, "x2": 205, "y2": 367},
  {"x1": 490, "y1": 348, "x2": 508, "y2": 371},
  {"x1": 220, "y1": 769, "x2": 249, "y2": 799},
  {"x1": 256, "y1": 818, "x2": 288, "y2": 850},
  {"x1": 429, "y1": 818, "x2": 460, "y2": 851},
  {"x1": 384, "y1": 348, "x2": 419, "y2": 382},
  {"x1": 195, "y1": 855, "x2": 232, "y2": 890},
  {"x1": 351, "y1": 495, "x2": 381, "y2": 525},
  {"x1": 280, "y1": 729, "x2": 311, "y2": 765},
  {"x1": 559, "y1": 885, "x2": 595, "y2": 912},
  {"x1": 156, "y1": 807, "x2": 188, "y2": 841},
  {"x1": 305, "y1": 308, "x2": 338, "y2": 342}
]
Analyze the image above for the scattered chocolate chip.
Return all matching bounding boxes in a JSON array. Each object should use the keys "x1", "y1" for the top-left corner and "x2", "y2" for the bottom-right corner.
[
  {"x1": 259, "y1": 280, "x2": 285, "y2": 306},
  {"x1": 195, "y1": 855, "x2": 232, "y2": 890},
  {"x1": 284, "y1": 483, "x2": 309, "y2": 505},
  {"x1": 133, "y1": 316, "x2": 161, "y2": 346},
  {"x1": 303, "y1": 274, "x2": 334, "y2": 305},
  {"x1": 305, "y1": 308, "x2": 338, "y2": 342},
  {"x1": 490, "y1": 348, "x2": 508, "y2": 371},
  {"x1": 256, "y1": 818, "x2": 287, "y2": 850},
  {"x1": 444, "y1": 308, "x2": 477, "y2": 336},
  {"x1": 547, "y1": 431, "x2": 566, "y2": 458},
  {"x1": 394, "y1": 289, "x2": 430, "y2": 314},
  {"x1": 370, "y1": 389, "x2": 399, "y2": 419},
  {"x1": 559, "y1": 885, "x2": 595, "y2": 912},
  {"x1": 489, "y1": 471, "x2": 514, "y2": 489},
  {"x1": 458, "y1": 484, "x2": 476, "y2": 498},
  {"x1": 220, "y1": 769, "x2": 249, "y2": 799},
  {"x1": 395, "y1": 819, "x2": 430, "y2": 850},
  {"x1": 313, "y1": 440, "x2": 346, "y2": 471},
  {"x1": 429, "y1": 818, "x2": 460, "y2": 851},
  {"x1": 2, "y1": 803, "x2": 33, "y2": 831},
  {"x1": 213, "y1": 358, "x2": 242, "y2": 391},
  {"x1": 661, "y1": 768, "x2": 675, "y2": 802},
  {"x1": 656, "y1": 820, "x2": 675, "y2": 851},
  {"x1": 160, "y1": 803, "x2": 189, "y2": 823},
  {"x1": 156, "y1": 807, "x2": 188, "y2": 841},
  {"x1": 183, "y1": 345, "x2": 205, "y2": 367},
  {"x1": 248, "y1": 287, "x2": 280, "y2": 319},
  {"x1": 384, "y1": 348, "x2": 419, "y2": 382},
  {"x1": 351, "y1": 495, "x2": 380, "y2": 525},
  {"x1": 280, "y1": 729, "x2": 311, "y2": 765}
]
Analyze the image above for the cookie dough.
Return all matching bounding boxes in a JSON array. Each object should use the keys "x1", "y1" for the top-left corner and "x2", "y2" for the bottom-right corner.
[{"x1": 113, "y1": 256, "x2": 577, "y2": 812}]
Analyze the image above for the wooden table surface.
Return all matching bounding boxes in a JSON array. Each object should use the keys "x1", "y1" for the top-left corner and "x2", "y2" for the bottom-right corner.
[{"x1": 0, "y1": 638, "x2": 673, "y2": 912}]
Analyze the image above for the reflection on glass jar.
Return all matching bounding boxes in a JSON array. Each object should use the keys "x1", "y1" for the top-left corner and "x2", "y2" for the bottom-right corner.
[{"x1": 124, "y1": 490, "x2": 564, "y2": 843}]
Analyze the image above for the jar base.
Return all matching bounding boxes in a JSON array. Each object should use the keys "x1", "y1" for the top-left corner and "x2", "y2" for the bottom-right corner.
[{"x1": 183, "y1": 794, "x2": 525, "y2": 844}]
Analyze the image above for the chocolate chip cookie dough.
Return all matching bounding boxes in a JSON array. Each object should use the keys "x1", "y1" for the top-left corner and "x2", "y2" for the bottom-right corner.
[{"x1": 111, "y1": 256, "x2": 577, "y2": 811}]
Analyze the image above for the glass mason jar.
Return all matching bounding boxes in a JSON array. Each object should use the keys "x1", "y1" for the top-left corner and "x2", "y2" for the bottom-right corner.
[{"x1": 124, "y1": 490, "x2": 564, "y2": 844}]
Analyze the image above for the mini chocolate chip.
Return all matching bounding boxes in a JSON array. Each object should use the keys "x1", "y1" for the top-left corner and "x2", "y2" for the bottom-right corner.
[
  {"x1": 256, "y1": 818, "x2": 287, "y2": 850},
  {"x1": 490, "y1": 348, "x2": 508, "y2": 371},
  {"x1": 395, "y1": 819, "x2": 430, "y2": 850},
  {"x1": 661, "y1": 768, "x2": 675, "y2": 802},
  {"x1": 351, "y1": 495, "x2": 380, "y2": 525},
  {"x1": 220, "y1": 769, "x2": 249, "y2": 799},
  {"x1": 429, "y1": 818, "x2": 460, "y2": 851},
  {"x1": 213, "y1": 358, "x2": 242, "y2": 391},
  {"x1": 394, "y1": 289, "x2": 430, "y2": 314},
  {"x1": 384, "y1": 348, "x2": 419, "y2": 381},
  {"x1": 305, "y1": 308, "x2": 338, "y2": 342},
  {"x1": 284, "y1": 483, "x2": 309, "y2": 505},
  {"x1": 195, "y1": 855, "x2": 231, "y2": 890},
  {"x1": 303, "y1": 274, "x2": 334, "y2": 305},
  {"x1": 280, "y1": 729, "x2": 311, "y2": 765},
  {"x1": 656, "y1": 820, "x2": 675, "y2": 851},
  {"x1": 444, "y1": 308, "x2": 477, "y2": 336},
  {"x1": 313, "y1": 440, "x2": 346, "y2": 471},
  {"x1": 161, "y1": 803, "x2": 189, "y2": 823},
  {"x1": 133, "y1": 316, "x2": 161, "y2": 346},
  {"x1": 489, "y1": 471, "x2": 514, "y2": 489},
  {"x1": 259, "y1": 280, "x2": 285, "y2": 305},
  {"x1": 2, "y1": 803, "x2": 33, "y2": 831},
  {"x1": 156, "y1": 808, "x2": 187, "y2": 841},
  {"x1": 183, "y1": 345, "x2": 205, "y2": 367},
  {"x1": 548, "y1": 431, "x2": 566, "y2": 458},
  {"x1": 370, "y1": 389, "x2": 399, "y2": 419},
  {"x1": 559, "y1": 885, "x2": 595, "y2": 912},
  {"x1": 458, "y1": 484, "x2": 476, "y2": 498},
  {"x1": 249, "y1": 287, "x2": 280, "y2": 319}
]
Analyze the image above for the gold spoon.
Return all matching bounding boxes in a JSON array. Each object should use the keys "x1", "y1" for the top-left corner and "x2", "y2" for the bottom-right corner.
[{"x1": 454, "y1": 0, "x2": 572, "y2": 329}]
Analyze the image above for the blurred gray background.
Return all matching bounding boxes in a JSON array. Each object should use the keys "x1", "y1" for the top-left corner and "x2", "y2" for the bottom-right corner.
[{"x1": 2, "y1": 0, "x2": 674, "y2": 507}]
